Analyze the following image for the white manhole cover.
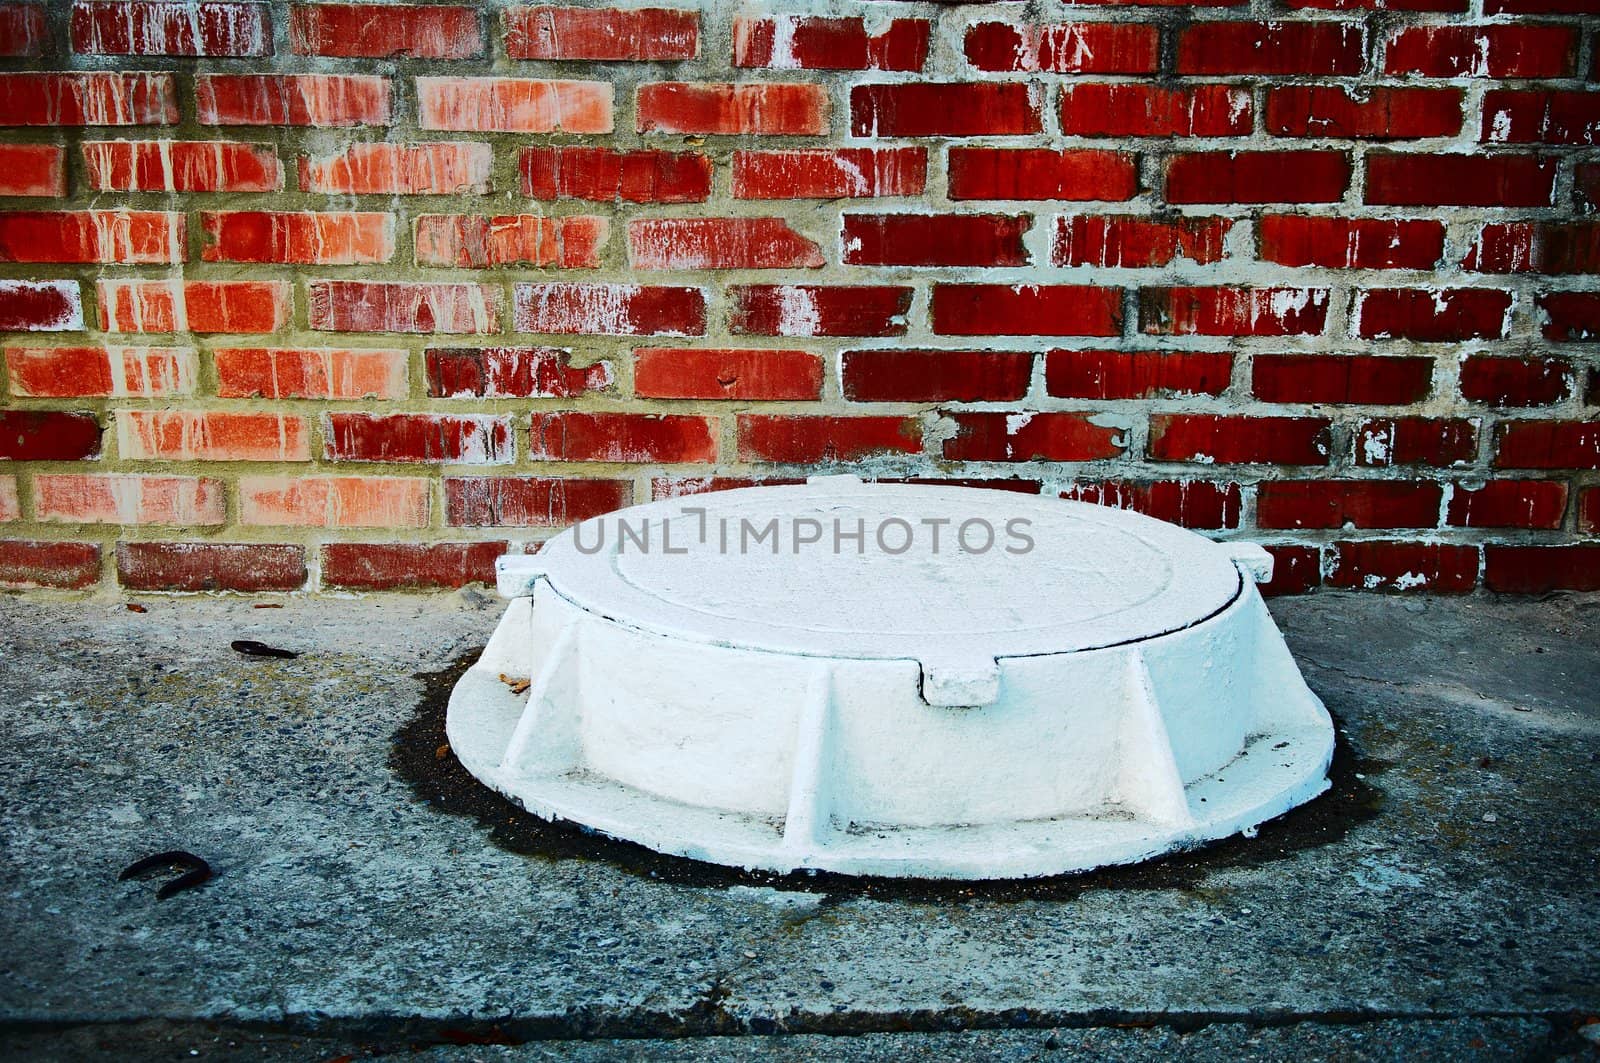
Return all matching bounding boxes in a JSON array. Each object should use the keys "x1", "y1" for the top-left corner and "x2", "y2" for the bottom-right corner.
[{"x1": 447, "y1": 478, "x2": 1334, "y2": 879}]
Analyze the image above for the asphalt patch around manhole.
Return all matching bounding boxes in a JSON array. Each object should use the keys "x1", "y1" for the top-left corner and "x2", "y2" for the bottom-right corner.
[{"x1": 391, "y1": 648, "x2": 1386, "y2": 904}]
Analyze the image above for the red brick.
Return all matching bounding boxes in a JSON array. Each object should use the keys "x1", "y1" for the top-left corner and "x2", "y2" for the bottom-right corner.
[
  {"x1": 1494, "y1": 420, "x2": 1600, "y2": 469},
  {"x1": 201, "y1": 211, "x2": 391, "y2": 265},
  {"x1": 734, "y1": 148, "x2": 924, "y2": 200},
  {"x1": 1364, "y1": 153, "x2": 1556, "y2": 206},
  {"x1": 240, "y1": 475, "x2": 430, "y2": 528},
  {"x1": 964, "y1": 22, "x2": 1158, "y2": 73},
  {"x1": 1141, "y1": 287, "x2": 1328, "y2": 337},
  {"x1": 118, "y1": 410, "x2": 308, "y2": 461},
  {"x1": 1355, "y1": 417, "x2": 1478, "y2": 467},
  {"x1": 214, "y1": 346, "x2": 407, "y2": 399},
  {"x1": 1148, "y1": 414, "x2": 1331, "y2": 465},
  {"x1": 1165, "y1": 151, "x2": 1350, "y2": 204},
  {"x1": 1539, "y1": 292, "x2": 1600, "y2": 342},
  {"x1": 1486, "y1": 0, "x2": 1600, "y2": 11},
  {"x1": 843, "y1": 214, "x2": 1029, "y2": 267},
  {"x1": 730, "y1": 285, "x2": 910, "y2": 337},
  {"x1": 1289, "y1": 0, "x2": 1463, "y2": 9},
  {"x1": 639, "y1": 82, "x2": 827, "y2": 135},
  {"x1": 308, "y1": 280, "x2": 500, "y2": 335},
  {"x1": 1356, "y1": 288, "x2": 1509, "y2": 341},
  {"x1": 289, "y1": 3, "x2": 481, "y2": 58},
  {"x1": 0, "y1": 72, "x2": 176, "y2": 126},
  {"x1": 897, "y1": 477, "x2": 1044, "y2": 495},
  {"x1": 0, "y1": 3, "x2": 46, "y2": 56},
  {"x1": 515, "y1": 283, "x2": 705, "y2": 336},
  {"x1": 851, "y1": 83, "x2": 1041, "y2": 137},
  {"x1": 0, "y1": 281, "x2": 81, "y2": 332},
  {"x1": 196, "y1": 74, "x2": 389, "y2": 126},
  {"x1": 1484, "y1": 545, "x2": 1600, "y2": 593},
  {"x1": 943, "y1": 412, "x2": 1124, "y2": 462},
  {"x1": 417, "y1": 77, "x2": 611, "y2": 133},
  {"x1": 933, "y1": 284, "x2": 1122, "y2": 337},
  {"x1": 1260, "y1": 544, "x2": 1321, "y2": 597},
  {"x1": 947, "y1": 148, "x2": 1136, "y2": 201},
  {"x1": 1447, "y1": 480, "x2": 1567, "y2": 529},
  {"x1": 35, "y1": 473, "x2": 223, "y2": 525},
  {"x1": 630, "y1": 218, "x2": 822, "y2": 270},
  {"x1": 652, "y1": 476, "x2": 804, "y2": 499},
  {"x1": 1046, "y1": 349, "x2": 1230, "y2": 400},
  {"x1": 71, "y1": 0, "x2": 270, "y2": 55},
  {"x1": 446, "y1": 477, "x2": 630, "y2": 527},
  {"x1": 1053, "y1": 215, "x2": 1229, "y2": 268},
  {"x1": 1459, "y1": 354, "x2": 1570, "y2": 407},
  {"x1": 322, "y1": 541, "x2": 504, "y2": 591},
  {"x1": 97, "y1": 280, "x2": 290, "y2": 334},
  {"x1": 0, "y1": 411, "x2": 101, "y2": 460},
  {"x1": 1258, "y1": 216, "x2": 1444, "y2": 270},
  {"x1": 1253, "y1": 354, "x2": 1433, "y2": 404},
  {"x1": 1177, "y1": 21, "x2": 1364, "y2": 75},
  {"x1": 0, "y1": 210, "x2": 183, "y2": 265},
  {"x1": 1328, "y1": 541, "x2": 1477, "y2": 593},
  {"x1": 635, "y1": 347, "x2": 821, "y2": 401},
  {"x1": 415, "y1": 214, "x2": 605, "y2": 269},
  {"x1": 1582, "y1": 164, "x2": 1600, "y2": 209},
  {"x1": 508, "y1": 6, "x2": 696, "y2": 60},
  {"x1": 1265, "y1": 86, "x2": 1463, "y2": 139},
  {"x1": 739, "y1": 415, "x2": 920, "y2": 463},
  {"x1": 1384, "y1": 25, "x2": 1576, "y2": 78},
  {"x1": 426, "y1": 346, "x2": 611, "y2": 398},
  {"x1": 520, "y1": 146, "x2": 710, "y2": 203},
  {"x1": 736, "y1": 15, "x2": 927, "y2": 71},
  {"x1": 1059, "y1": 83, "x2": 1252, "y2": 137},
  {"x1": 842, "y1": 350, "x2": 1031, "y2": 403},
  {"x1": 0, "y1": 145, "x2": 64, "y2": 196},
  {"x1": 0, "y1": 477, "x2": 16, "y2": 522},
  {"x1": 0, "y1": 540, "x2": 100, "y2": 589},
  {"x1": 300, "y1": 142, "x2": 490, "y2": 195},
  {"x1": 324, "y1": 413, "x2": 513, "y2": 464},
  {"x1": 1580, "y1": 487, "x2": 1600, "y2": 533},
  {"x1": 1061, "y1": 479, "x2": 1242, "y2": 529},
  {"x1": 83, "y1": 140, "x2": 280, "y2": 192},
  {"x1": 5, "y1": 344, "x2": 195, "y2": 397},
  {"x1": 1464, "y1": 222, "x2": 1600, "y2": 274},
  {"x1": 531, "y1": 412, "x2": 717, "y2": 463},
  {"x1": 1483, "y1": 90, "x2": 1600, "y2": 146},
  {"x1": 1258, "y1": 480, "x2": 1442, "y2": 529}
]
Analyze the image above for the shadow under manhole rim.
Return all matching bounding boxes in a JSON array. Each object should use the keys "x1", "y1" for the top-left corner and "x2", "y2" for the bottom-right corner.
[{"x1": 391, "y1": 648, "x2": 1386, "y2": 904}]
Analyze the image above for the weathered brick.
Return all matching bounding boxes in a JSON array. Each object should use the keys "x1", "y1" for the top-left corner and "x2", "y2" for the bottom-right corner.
[
  {"x1": 1463, "y1": 222, "x2": 1600, "y2": 274},
  {"x1": 1141, "y1": 287, "x2": 1329, "y2": 337},
  {"x1": 71, "y1": 0, "x2": 271, "y2": 56},
  {"x1": 1493, "y1": 420, "x2": 1600, "y2": 469},
  {"x1": 196, "y1": 74, "x2": 389, "y2": 126},
  {"x1": 521, "y1": 147, "x2": 710, "y2": 203},
  {"x1": 1046, "y1": 349, "x2": 1231, "y2": 399},
  {"x1": 445, "y1": 477, "x2": 630, "y2": 527},
  {"x1": 964, "y1": 22, "x2": 1158, "y2": 74},
  {"x1": 289, "y1": 3, "x2": 481, "y2": 58},
  {"x1": 843, "y1": 350, "x2": 1032, "y2": 403},
  {"x1": 1253, "y1": 354, "x2": 1433, "y2": 405},
  {"x1": 1365, "y1": 153, "x2": 1556, "y2": 206},
  {"x1": 1062, "y1": 479, "x2": 1241, "y2": 530},
  {"x1": 0, "y1": 476, "x2": 16, "y2": 522},
  {"x1": 739, "y1": 415, "x2": 920, "y2": 463},
  {"x1": 0, "y1": 281, "x2": 81, "y2": 332},
  {"x1": 1258, "y1": 216, "x2": 1444, "y2": 270},
  {"x1": 415, "y1": 214, "x2": 606, "y2": 269},
  {"x1": 636, "y1": 347, "x2": 822, "y2": 401},
  {"x1": 1328, "y1": 541, "x2": 1477, "y2": 593},
  {"x1": 947, "y1": 149, "x2": 1136, "y2": 201},
  {"x1": 1053, "y1": 215, "x2": 1229, "y2": 268},
  {"x1": 1260, "y1": 545, "x2": 1321, "y2": 597},
  {"x1": 1257, "y1": 480, "x2": 1443, "y2": 529},
  {"x1": 1165, "y1": 151, "x2": 1350, "y2": 204},
  {"x1": 652, "y1": 476, "x2": 804, "y2": 499},
  {"x1": 239, "y1": 475, "x2": 430, "y2": 527},
  {"x1": 1265, "y1": 86, "x2": 1463, "y2": 139},
  {"x1": 426, "y1": 347, "x2": 610, "y2": 399},
  {"x1": 734, "y1": 148, "x2": 925, "y2": 199},
  {"x1": 324, "y1": 412, "x2": 513, "y2": 464},
  {"x1": 308, "y1": 280, "x2": 501, "y2": 334},
  {"x1": 1482, "y1": 90, "x2": 1600, "y2": 146},
  {"x1": 943, "y1": 412, "x2": 1124, "y2": 462},
  {"x1": 0, "y1": 73, "x2": 176, "y2": 126},
  {"x1": 321, "y1": 542, "x2": 504, "y2": 590},
  {"x1": 35, "y1": 473, "x2": 223, "y2": 525},
  {"x1": 1580, "y1": 487, "x2": 1600, "y2": 534},
  {"x1": 1356, "y1": 288, "x2": 1510, "y2": 341},
  {"x1": 1538, "y1": 292, "x2": 1600, "y2": 341},
  {"x1": 300, "y1": 142, "x2": 490, "y2": 195},
  {"x1": 1176, "y1": 21, "x2": 1364, "y2": 75},
  {"x1": 0, "y1": 540, "x2": 101, "y2": 589},
  {"x1": 737, "y1": 16, "x2": 926, "y2": 71},
  {"x1": 97, "y1": 279, "x2": 290, "y2": 334},
  {"x1": 515, "y1": 283, "x2": 705, "y2": 336},
  {"x1": 0, "y1": 3, "x2": 46, "y2": 57},
  {"x1": 730, "y1": 285, "x2": 910, "y2": 337},
  {"x1": 5, "y1": 344, "x2": 196, "y2": 397},
  {"x1": 631, "y1": 218, "x2": 822, "y2": 270},
  {"x1": 0, "y1": 410, "x2": 102, "y2": 460},
  {"x1": 1384, "y1": 25, "x2": 1577, "y2": 78},
  {"x1": 1446, "y1": 480, "x2": 1567, "y2": 529},
  {"x1": 83, "y1": 140, "x2": 281, "y2": 192},
  {"x1": 1148, "y1": 414, "x2": 1332, "y2": 464},
  {"x1": 507, "y1": 6, "x2": 697, "y2": 61},
  {"x1": 202, "y1": 211, "x2": 392, "y2": 264},
  {"x1": 118, "y1": 410, "x2": 308, "y2": 461},
  {"x1": 640, "y1": 83, "x2": 826, "y2": 135},
  {"x1": 1484, "y1": 545, "x2": 1600, "y2": 593},
  {"x1": 1059, "y1": 84, "x2": 1252, "y2": 137},
  {"x1": 1355, "y1": 417, "x2": 1478, "y2": 467},
  {"x1": 417, "y1": 77, "x2": 611, "y2": 133},
  {"x1": 843, "y1": 214, "x2": 1029, "y2": 267},
  {"x1": 531, "y1": 412, "x2": 717, "y2": 463},
  {"x1": 0, "y1": 210, "x2": 184, "y2": 264},
  {"x1": 0, "y1": 144, "x2": 65, "y2": 196},
  {"x1": 851, "y1": 83, "x2": 1041, "y2": 137},
  {"x1": 1459, "y1": 354, "x2": 1570, "y2": 407},
  {"x1": 932, "y1": 284, "x2": 1122, "y2": 337},
  {"x1": 214, "y1": 346, "x2": 408, "y2": 399}
]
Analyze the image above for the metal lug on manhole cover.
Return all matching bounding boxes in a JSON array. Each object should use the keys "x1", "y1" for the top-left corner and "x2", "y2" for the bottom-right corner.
[{"x1": 447, "y1": 481, "x2": 1334, "y2": 880}]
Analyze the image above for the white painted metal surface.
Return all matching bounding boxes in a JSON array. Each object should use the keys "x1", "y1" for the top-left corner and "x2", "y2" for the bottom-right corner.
[{"x1": 448, "y1": 478, "x2": 1334, "y2": 879}]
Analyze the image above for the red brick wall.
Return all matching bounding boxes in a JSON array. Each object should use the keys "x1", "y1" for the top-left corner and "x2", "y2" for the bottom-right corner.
[{"x1": 0, "y1": 1, "x2": 1597, "y2": 595}]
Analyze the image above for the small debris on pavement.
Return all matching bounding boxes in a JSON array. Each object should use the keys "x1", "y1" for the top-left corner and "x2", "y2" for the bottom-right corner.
[
  {"x1": 499, "y1": 673, "x2": 531, "y2": 694},
  {"x1": 125, "y1": 603, "x2": 147, "y2": 614},
  {"x1": 231, "y1": 640, "x2": 297, "y2": 660},
  {"x1": 118, "y1": 850, "x2": 213, "y2": 900}
]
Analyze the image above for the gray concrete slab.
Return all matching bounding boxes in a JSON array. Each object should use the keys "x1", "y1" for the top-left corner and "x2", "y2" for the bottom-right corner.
[{"x1": 0, "y1": 590, "x2": 1596, "y2": 1061}]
